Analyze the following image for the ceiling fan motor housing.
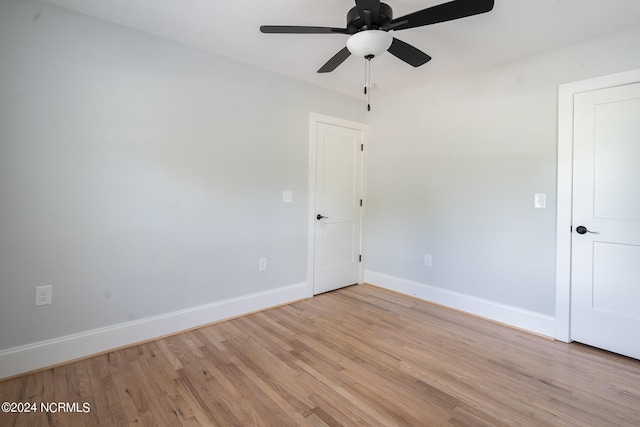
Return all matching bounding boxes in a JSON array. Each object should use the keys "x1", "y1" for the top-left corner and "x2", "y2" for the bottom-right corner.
[{"x1": 347, "y1": 3, "x2": 393, "y2": 31}]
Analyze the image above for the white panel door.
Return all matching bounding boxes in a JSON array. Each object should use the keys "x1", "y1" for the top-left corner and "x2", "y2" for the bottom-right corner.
[
  {"x1": 313, "y1": 121, "x2": 363, "y2": 294},
  {"x1": 571, "y1": 82, "x2": 640, "y2": 359}
]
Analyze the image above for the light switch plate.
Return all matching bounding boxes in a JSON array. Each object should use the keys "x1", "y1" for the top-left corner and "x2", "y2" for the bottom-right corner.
[
  {"x1": 534, "y1": 193, "x2": 546, "y2": 209},
  {"x1": 282, "y1": 191, "x2": 293, "y2": 203}
]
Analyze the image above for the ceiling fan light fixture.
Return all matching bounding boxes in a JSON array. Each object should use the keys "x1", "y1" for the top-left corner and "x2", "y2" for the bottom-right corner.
[{"x1": 346, "y1": 30, "x2": 392, "y2": 58}]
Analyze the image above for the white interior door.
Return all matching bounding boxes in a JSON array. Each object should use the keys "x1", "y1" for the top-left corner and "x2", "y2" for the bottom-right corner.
[
  {"x1": 571, "y1": 82, "x2": 640, "y2": 360},
  {"x1": 311, "y1": 117, "x2": 364, "y2": 295}
]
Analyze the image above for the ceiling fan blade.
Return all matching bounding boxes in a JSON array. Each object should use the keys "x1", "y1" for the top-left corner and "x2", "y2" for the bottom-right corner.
[
  {"x1": 355, "y1": 0, "x2": 381, "y2": 26},
  {"x1": 260, "y1": 25, "x2": 349, "y2": 34},
  {"x1": 387, "y1": 38, "x2": 431, "y2": 67},
  {"x1": 318, "y1": 47, "x2": 352, "y2": 73},
  {"x1": 387, "y1": 0, "x2": 494, "y2": 31}
]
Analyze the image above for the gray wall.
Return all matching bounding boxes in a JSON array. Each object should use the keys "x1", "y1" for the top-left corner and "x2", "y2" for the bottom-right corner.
[
  {"x1": 0, "y1": 0, "x2": 365, "y2": 351},
  {"x1": 2, "y1": 0, "x2": 639, "y2": 356},
  {"x1": 365, "y1": 26, "x2": 640, "y2": 317}
]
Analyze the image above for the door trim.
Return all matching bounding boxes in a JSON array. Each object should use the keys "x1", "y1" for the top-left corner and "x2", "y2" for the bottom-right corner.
[
  {"x1": 307, "y1": 113, "x2": 367, "y2": 295},
  {"x1": 555, "y1": 68, "x2": 640, "y2": 342}
]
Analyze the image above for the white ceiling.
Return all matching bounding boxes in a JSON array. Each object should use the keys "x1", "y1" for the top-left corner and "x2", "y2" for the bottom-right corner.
[{"x1": 39, "y1": 0, "x2": 640, "y2": 98}]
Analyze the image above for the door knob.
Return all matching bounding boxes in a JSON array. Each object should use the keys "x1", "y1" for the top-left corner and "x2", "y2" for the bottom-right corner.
[
  {"x1": 317, "y1": 214, "x2": 328, "y2": 220},
  {"x1": 576, "y1": 225, "x2": 599, "y2": 235}
]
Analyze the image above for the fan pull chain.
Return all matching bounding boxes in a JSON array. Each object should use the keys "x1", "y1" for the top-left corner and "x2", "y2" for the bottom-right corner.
[
  {"x1": 365, "y1": 55, "x2": 373, "y2": 111},
  {"x1": 364, "y1": 58, "x2": 368, "y2": 95}
]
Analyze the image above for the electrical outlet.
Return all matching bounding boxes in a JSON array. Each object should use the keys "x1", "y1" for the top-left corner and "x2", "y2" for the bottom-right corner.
[
  {"x1": 424, "y1": 254, "x2": 432, "y2": 267},
  {"x1": 35, "y1": 285, "x2": 52, "y2": 306},
  {"x1": 258, "y1": 258, "x2": 267, "y2": 272}
]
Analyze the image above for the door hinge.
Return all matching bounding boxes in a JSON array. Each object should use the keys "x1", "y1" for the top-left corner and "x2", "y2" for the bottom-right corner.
[
  {"x1": 360, "y1": 199, "x2": 363, "y2": 207},
  {"x1": 361, "y1": 143, "x2": 364, "y2": 151},
  {"x1": 359, "y1": 254, "x2": 362, "y2": 262}
]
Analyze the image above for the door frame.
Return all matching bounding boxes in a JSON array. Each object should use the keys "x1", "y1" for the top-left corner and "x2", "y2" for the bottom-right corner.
[
  {"x1": 307, "y1": 113, "x2": 367, "y2": 295},
  {"x1": 555, "y1": 68, "x2": 640, "y2": 342}
]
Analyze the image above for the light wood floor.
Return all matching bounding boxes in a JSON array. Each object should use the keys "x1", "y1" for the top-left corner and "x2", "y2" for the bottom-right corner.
[{"x1": 1, "y1": 284, "x2": 639, "y2": 426}]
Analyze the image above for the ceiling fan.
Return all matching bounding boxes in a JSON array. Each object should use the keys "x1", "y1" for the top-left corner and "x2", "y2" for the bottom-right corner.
[{"x1": 260, "y1": 0, "x2": 495, "y2": 73}]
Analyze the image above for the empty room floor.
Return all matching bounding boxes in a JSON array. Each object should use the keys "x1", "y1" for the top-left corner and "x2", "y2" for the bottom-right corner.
[{"x1": 1, "y1": 284, "x2": 639, "y2": 426}]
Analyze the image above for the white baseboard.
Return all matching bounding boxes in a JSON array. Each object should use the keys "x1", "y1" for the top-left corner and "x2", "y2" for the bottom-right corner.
[
  {"x1": 364, "y1": 271, "x2": 555, "y2": 338},
  {"x1": 0, "y1": 282, "x2": 311, "y2": 380}
]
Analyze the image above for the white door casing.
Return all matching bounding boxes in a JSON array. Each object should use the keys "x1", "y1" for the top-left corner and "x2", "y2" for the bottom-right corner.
[
  {"x1": 556, "y1": 69, "x2": 640, "y2": 359},
  {"x1": 308, "y1": 113, "x2": 365, "y2": 295}
]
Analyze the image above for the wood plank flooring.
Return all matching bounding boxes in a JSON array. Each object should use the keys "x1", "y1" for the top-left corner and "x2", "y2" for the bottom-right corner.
[{"x1": 1, "y1": 284, "x2": 639, "y2": 426}]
